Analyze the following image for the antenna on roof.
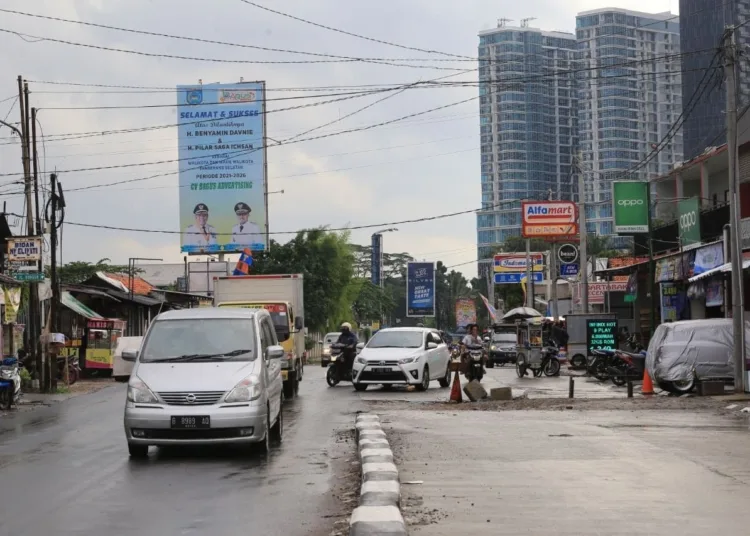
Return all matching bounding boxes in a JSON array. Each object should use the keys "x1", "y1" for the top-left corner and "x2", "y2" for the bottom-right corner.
[
  {"x1": 520, "y1": 17, "x2": 537, "y2": 28},
  {"x1": 497, "y1": 18, "x2": 513, "y2": 28}
]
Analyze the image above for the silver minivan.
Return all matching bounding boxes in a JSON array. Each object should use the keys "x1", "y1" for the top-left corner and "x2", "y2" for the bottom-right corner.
[{"x1": 122, "y1": 308, "x2": 284, "y2": 458}]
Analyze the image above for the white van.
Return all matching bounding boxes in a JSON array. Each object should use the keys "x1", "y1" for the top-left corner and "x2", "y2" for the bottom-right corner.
[{"x1": 113, "y1": 336, "x2": 143, "y2": 382}]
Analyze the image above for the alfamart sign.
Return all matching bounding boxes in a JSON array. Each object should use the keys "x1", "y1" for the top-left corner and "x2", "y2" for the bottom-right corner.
[
  {"x1": 7, "y1": 237, "x2": 42, "y2": 262},
  {"x1": 521, "y1": 201, "x2": 577, "y2": 238},
  {"x1": 612, "y1": 181, "x2": 649, "y2": 234}
]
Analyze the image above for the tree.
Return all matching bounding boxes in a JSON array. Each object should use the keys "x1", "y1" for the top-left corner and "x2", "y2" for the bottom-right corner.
[
  {"x1": 51, "y1": 258, "x2": 137, "y2": 285},
  {"x1": 348, "y1": 279, "x2": 395, "y2": 327}
]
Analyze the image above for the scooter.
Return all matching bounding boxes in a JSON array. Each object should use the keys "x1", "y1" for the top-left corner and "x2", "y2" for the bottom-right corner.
[
  {"x1": 607, "y1": 349, "x2": 647, "y2": 387},
  {"x1": 463, "y1": 344, "x2": 485, "y2": 382},
  {"x1": 326, "y1": 343, "x2": 355, "y2": 387},
  {"x1": 57, "y1": 354, "x2": 80, "y2": 385},
  {"x1": 0, "y1": 357, "x2": 22, "y2": 410}
]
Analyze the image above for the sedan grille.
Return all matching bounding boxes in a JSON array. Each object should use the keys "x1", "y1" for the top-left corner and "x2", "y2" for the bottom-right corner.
[
  {"x1": 157, "y1": 391, "x2": 225, "y2": 406},
  {"x1": 366, "y1": 360, "x2": 400, "y2": 366}
]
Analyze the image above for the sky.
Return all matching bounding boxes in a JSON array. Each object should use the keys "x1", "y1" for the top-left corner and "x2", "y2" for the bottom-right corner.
[{"x1": 0, "y1": 0, "x2": 679, "y2": 280}]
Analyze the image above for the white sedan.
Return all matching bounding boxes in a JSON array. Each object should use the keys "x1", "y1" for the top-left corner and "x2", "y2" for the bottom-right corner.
[{"x1": 352, "y1": 328, "x2": 452, "y2": 391}]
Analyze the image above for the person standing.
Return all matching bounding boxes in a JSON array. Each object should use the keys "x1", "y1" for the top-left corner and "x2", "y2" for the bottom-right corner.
[
  {"x1": 183, "y1": 203, "x2": 217, "y2": 249},
  {"x1": 231, "y1": 202, "x2": 263, "y2": 247}
]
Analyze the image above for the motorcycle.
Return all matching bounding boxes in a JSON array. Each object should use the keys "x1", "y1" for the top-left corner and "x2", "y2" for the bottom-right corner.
[
  {"x1": 449, "y1": 344, "x2": 461, "y2": 360},
  {"x1": 0, "y1": 357, "x2": 22, "y2": 410},
  {"x1": 57, "y1": 354, "x2": 81, "y2": 385},
  {"x1": 588, "y1": 349, "x2": 618, "y2": 381},
  {"x1": 623, "y1": 334, "x2": 644, "y2": 353},
  {"x1": 463, "y1": 344, "x2": 486, "y2": 382},
  {"x1": 517, "y1": 343, "x2": 561, "y2": 378},
  {"x1": 326, "y1": 343, "x2": 355, "y2": 387},
  {"x1": 607, "y1": 349, "x2": 647, "y2": 387}
]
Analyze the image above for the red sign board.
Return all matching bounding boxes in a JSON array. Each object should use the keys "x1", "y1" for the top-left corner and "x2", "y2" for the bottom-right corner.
[
  {"x1": 87, "y1": 319, "x2": 115, "y2": 330},
  {"x1": 521, "y1": 201, "x2": 578, "y2": 238},
  {"x1": 574, "y1": 282, "x2": 628, "y2": 305}
]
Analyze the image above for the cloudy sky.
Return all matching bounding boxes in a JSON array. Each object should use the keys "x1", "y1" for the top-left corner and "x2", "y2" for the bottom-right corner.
[{"x1": 0, "y1": 0, "x2": 678, "y2": 279}]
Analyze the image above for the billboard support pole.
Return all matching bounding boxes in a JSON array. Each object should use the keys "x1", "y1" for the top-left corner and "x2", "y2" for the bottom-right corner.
[
  {"x1": 525, "y1": 239, "x2": 532, "y2": 308},
  {"x1": 577, "y1": 159, "x2": 588, "y2": 314},
  {"x1": 550, "y1": 243, "x2": 558, "y2": 319},
  {"x1": 261, "y1": 81, "x2": 270, "y2": 252}
]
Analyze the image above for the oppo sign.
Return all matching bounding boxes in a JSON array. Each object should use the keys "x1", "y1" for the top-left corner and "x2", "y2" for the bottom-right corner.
[
  {"x1": 677, "y1": 197, "x2": 701, "y2": 246},
  {"x1": 679, "y1": 211, "x2": 697, "y2": 230},
  {"x1": 613, "y1": 182, "x2": 649, "y2": 233},
  {"x1": 617, "y1": 199, "x2": 645, "y2": 207}
]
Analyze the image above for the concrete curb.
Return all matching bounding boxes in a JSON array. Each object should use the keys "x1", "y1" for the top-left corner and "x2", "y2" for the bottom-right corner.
[{"x1": 350, "y1": 413, "x2": 407, "y2": 536}]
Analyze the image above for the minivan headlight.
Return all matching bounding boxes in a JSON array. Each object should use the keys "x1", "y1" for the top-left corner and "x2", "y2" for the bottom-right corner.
[
  {"x1": 127, "y1": 376, "x2": 158, "y2": 404},
  {"x1": 225, "y1": 375, "x2": 262, "y2": 403}
]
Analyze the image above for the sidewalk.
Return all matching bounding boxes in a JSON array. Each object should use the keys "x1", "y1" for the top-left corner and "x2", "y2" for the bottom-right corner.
[
  {"x1": 5, "y1": 380, "x2": 115, "y2": 415},
  {"x1": 380, "y1": 408, "x2": 750, "y2": 535}
]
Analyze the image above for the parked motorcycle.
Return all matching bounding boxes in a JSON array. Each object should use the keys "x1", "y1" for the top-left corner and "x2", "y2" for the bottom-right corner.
[
  {"x1": 607, "y1": 349, "x2": 647, "y2": 387},
  {"x1": 326, "y1": 343, "x2": 355, "y2": 387},
  {"x1": 0, "y1": 357, "x2": 22, "y2": 410},
  {"x1": 588, "y1": 349, "x2": 619, "y2": 381},
  {"x1": 463, "y1": 344, "x2": 485, "y2": 382},
  {"x1": 57, "y1": 354, "x2": 80, "y2": 385},
  {"x1": 623, "y1": 334, "x2": 644, "y2": 353}
]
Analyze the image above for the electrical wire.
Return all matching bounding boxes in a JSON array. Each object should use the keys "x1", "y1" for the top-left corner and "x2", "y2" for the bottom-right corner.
[{"x1": 237, "y1": 0, "x2": 473, "y2": 60}]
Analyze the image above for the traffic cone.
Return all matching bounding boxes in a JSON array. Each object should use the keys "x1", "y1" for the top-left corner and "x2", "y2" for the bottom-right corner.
[
  {"x1": 641, "y1": 368, "x2": 654, "y2": 395},
  {"x1": 449, "y1": 369, "x2": 463, "y2": 403}
]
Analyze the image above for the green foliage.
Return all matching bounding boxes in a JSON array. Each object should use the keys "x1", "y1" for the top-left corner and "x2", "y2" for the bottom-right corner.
[
  {"x1": 434, "y1": 261, "x2": 473, "y2": 330},
  {"x1": 349, "y1": 279, "x2": 395, "y2": 327},
  {"x1": 49, "y1": 258, "x2": 139, "y2": 285}
]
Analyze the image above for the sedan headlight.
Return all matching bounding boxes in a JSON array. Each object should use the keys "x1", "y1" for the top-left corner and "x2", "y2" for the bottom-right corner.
[
  {"x1": 224, "y1": 375, "x2": 262, "y2": 403},
  {"x1": 356, "y1": 356, "x2": 367, "y2": 365},
  {"x1": 323, "y1": 348, "x2": 330, "y2": 356},
  {"x1": 399, "y1": 357, "x2": 417, "y2": 364},
  {"x1": 490, "y1": 345, "x2": 496, "y2": 351},
  {"x1": 127, "y1": 376, "x2": 158, "y2": 404}
]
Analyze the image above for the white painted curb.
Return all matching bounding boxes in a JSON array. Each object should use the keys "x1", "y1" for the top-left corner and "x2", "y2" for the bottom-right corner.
[{"x1": 349, "y1": 412, "x2": 407, "y2": 536}]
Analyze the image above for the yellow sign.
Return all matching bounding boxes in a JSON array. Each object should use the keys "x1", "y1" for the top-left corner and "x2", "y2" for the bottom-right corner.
[
  {"x1": 85, "y1": 348, "x2": 112, "y2": 369},
  {"x1": 3, "y1": 287, "x2": 20, "y2": 323}
]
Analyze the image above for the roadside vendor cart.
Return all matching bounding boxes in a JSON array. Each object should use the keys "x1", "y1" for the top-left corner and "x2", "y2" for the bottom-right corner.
[
  {"x1": 564, "y1": 313, "x2": 616, "y2": 369},
  {"x1": 83, "y1": 318, "x2": 126, "y2": 375},
  {"x1": 515, "y1": 318, "x2": 545, "y2": 378}
]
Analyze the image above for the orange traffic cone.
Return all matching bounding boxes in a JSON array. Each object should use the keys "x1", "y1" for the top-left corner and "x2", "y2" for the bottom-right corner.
[
  {"x1": 641, "y1": 368, "x2": 654, "y2": 395},
  {"x1": 449, "y1": 369, "x2": 463, "y2": 403}
]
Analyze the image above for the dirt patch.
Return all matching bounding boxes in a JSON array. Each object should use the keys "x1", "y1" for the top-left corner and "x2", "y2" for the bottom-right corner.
[
  {"x1": 366, "y1": 395, "x2": 730, "y2": 412},
  {"x1": 64, "y1": 379, "x2": 115, "y2": 396},
  {"x1": 321, "y1": 426, "x2": 361, "y2": 536}
]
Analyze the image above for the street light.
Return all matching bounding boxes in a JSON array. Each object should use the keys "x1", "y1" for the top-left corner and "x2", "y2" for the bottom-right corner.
[{"x1": 371, "y1": 228, "x2": 398, "y2": 288}]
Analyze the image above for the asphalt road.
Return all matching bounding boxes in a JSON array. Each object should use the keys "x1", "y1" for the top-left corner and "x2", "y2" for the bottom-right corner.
[{"x1": 0, "y1": 367, "x2": 367, "y2": 536}]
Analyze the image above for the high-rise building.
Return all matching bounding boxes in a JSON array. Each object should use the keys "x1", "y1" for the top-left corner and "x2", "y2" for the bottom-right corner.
[
  {"x1": 681, "y1": 0, "x2": 750, "y2": 160},
  {"x1": 576, "y1": 9, "x2": 682, "y2": 239},
  {"x1": 476, "y1": 23, "x2": 577, "y2": 260}
]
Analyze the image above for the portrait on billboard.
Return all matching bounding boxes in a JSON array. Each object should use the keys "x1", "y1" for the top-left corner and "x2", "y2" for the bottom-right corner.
[
  {"x1": 183, "y1": 203, "x2": 218, "y2": 249},
  {"x1": 231, "y1": 202, "x2": 263, "y2": 248}
]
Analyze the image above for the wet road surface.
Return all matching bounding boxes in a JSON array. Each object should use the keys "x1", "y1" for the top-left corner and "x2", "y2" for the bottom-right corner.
[
  {"x1": 0, "y1": 367, "x2": 366, "y2": 536},
  {"x1": 382, "y1": 409, "x2": 750, "y2": 535}
]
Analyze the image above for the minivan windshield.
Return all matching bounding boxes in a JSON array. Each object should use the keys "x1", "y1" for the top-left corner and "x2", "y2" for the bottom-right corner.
[
  {"x1": 140, "y1": 319, "x2": 256, "y2": 362},
  {"x1": 492, "y1": 333, "x2": 516, "y2": 344},
  {"x1": 324, "y1": 333, "x2": 341, "y2": 345},
  {"x1": 367, "y1": 330, "x2": 423, "y2": 349}
]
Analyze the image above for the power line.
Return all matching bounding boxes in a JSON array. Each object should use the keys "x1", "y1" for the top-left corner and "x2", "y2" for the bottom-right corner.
[{"x1": 237, "y1": 0, "x2": 473, "y2": 60}]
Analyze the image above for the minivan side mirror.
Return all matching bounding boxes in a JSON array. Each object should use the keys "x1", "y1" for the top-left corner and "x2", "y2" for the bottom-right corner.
[
  {"x1": 121, "y1": 350, "x2": 138, "y2": 362},
  {"x1": 267, "y1": 345, "x2": 285, "y2": 360},
  {"x1": 294, "y1": 316, "x2": 303, "y2": 331}
]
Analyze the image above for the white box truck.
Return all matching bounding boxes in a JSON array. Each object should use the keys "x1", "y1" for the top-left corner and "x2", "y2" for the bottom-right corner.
[{"x1": 213, "y1": 274, "x2": 305, "y2": 399}]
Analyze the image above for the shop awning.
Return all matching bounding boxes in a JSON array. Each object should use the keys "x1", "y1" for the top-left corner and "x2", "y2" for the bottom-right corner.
[
  {"x1": 61, "y1": 291, "x2": 104, "y2": 319},
  {"x1": 688, "y1": 258, "x2": 750, "y2": 282}
]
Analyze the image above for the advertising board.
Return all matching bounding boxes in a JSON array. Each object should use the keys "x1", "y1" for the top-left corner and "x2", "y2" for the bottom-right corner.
[
  {"x1": 7, "y1": 237, "x2": 41, "y2": 262},
  {"x1": 493, "y1": 253, "x2": 544, "y2": 273},
  {"x1": 613, "y1": 181, "x2": 649, "y2": 234},
  {"x1": 406, "y1": 262, "x2": 435, "y2": 317},
  {"x1": 455, "y1": 298, "x2": 477, "y2": 328},
  {"x1": 521, "y1": 201, "x2": 577, "y2": 238}
]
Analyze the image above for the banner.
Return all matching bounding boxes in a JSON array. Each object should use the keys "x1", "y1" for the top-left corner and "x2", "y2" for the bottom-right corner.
[
  {"x1": 177, "y1": 82, "x2": 267, "y2": 254},
  {"x1": 705, "y1": 278, "x2": 723, "y2": 307},
  {"x1": 613, "y1": 181, "x2": 648, "y2": 233},
  {"x1": 624, "y1": 272, "x2": 638, "y2": 303},
  {"x1": 455, "y1": 299, "x2": 477, "y2": 328},
  {"x1": 406, "y1": 262, "x2": 435, "y2": 317},
  {"x1": 371, "y1": 234, "x2": 383, "y2": 287},
  {"x1": 479, "y1": 293, "x2": 498, "y2": 323},
  {"x1": 693, "y1": 243, "x2": 724, "y2": 275},
  {"x1": 678, "y1": 197, "x2": 701, "y2": 246},
  {"x1": 2, "y1": 286, "x2": 20, "y2": 323}
]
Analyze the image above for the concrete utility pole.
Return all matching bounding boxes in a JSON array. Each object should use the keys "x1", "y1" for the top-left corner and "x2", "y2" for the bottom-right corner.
[
  {"x1": 576, "y1": 154, "x2": 588, "y2": 313},
  {"x1": 525, "y1": 238, "x2": 532, "y2": 307},
  {"x1": 724, "y1": 27, "x2": 746, "y2": 393},
  {"x1": 550, "y1": 243, "x2": 558, "y2": 319}
]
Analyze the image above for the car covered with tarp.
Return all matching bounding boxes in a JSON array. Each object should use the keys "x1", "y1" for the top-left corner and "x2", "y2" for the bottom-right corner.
[{"x1": 646, "y1": 319, "x2": 750, "y2": 393}]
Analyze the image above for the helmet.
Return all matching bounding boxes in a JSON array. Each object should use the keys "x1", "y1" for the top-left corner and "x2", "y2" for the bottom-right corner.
[{"x1": 340, "y1": 322, "x2": 352, "y2": 331}]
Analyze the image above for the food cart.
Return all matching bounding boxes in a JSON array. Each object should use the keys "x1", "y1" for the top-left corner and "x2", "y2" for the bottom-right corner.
[
  {"x1": 83, "y1": 318, "x2": 126, "y2": 374},
  {"x1": 564, "y1": 313, "x2": 616, "y2": 369},
  {"x1": 515, "y1": 318, "x2": 545, "y2": 378}
]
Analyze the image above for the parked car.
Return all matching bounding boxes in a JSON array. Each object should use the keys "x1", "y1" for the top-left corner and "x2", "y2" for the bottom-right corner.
[
  {"x1": 351, "y1": 328, "x2": 451, "y2": 392},
  {"x1": 487, "y1": 331, "x2": 517, "y2": 367},
  {"x1": 646, "y1": 318, "x2": 750, "y2": 394},
  {"x1": 320, "y1": 332, "x2": 341, "y2": 367},
  {"x1": 122, "y1": 308, "x2": 285, "y2": 458},
  {"x1": 113, "y1": 336, "x2": 143, "y2": 383}
]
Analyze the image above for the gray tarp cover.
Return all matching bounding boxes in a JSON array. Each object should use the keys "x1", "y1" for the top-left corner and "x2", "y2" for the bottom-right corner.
[{"x1": 646, "y1": 319, "x2": 750, "y2": 383}]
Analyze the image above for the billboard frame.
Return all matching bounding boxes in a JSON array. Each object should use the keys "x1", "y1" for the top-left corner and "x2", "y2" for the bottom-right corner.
[
  {"x1": 521, "y1": 201, "x2": 578, "y2": 238},
  {"x1": 406, "y1": 261, "x2": 436, "y2": 318}
]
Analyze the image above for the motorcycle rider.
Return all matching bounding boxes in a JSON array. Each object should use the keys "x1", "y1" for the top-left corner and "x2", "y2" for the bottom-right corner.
[
  {"x1": 335, "y1": 322, "x2": 359, "y2": 381},
  {"x1": 461, "y1": 324, "x2": 482, "y2": 348}
]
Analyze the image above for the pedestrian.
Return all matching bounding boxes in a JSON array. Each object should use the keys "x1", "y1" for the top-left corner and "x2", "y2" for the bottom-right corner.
[
  {"x1": 231, "y1": 202, "x2": 263, "y2": 247},
  {"x1": 550, "y1": 320, "x2": 569, "y2": 349},
  {"x1": 183, "y1": 203, "x2": 217, "y2": 248}
]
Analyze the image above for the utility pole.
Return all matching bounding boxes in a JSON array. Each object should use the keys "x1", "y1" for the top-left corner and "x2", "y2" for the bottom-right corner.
[
  {"x1": 50, "y1": 173, "x2": 59, "y2": 390},
  {"x1": 576, "y1": 155, "x2": 588, "y2": 313},
  {"x1": 550, "y1": 243, "x2": 558, "y2": 319},
  {"x1": 525, "y1": 238, "x2": 532, "y2": 307},
  {"x1": 725, "y1": 27, "x2": 746, "y2": 393}
]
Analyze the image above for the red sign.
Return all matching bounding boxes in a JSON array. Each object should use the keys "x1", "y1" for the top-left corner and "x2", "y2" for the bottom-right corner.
[
  {"x1": 575, "y1": 282, "x2": 628, "y2": 305},
  {"x1": 241, "y1": 303, "x2": 287, "y2": 313},
  {"x1": 87, "y1": 319, "x2": 115, "y2": 330},
  {"x1": 521, "y1": 201, "x2": 578, "y2": 238}
]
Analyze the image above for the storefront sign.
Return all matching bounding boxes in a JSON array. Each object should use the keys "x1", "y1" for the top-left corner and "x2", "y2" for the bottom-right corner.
[
  {"x1": 87, "y1": 319, "x2": 115, "y2": 330},
  {"x1": 693, "y1": 243, "x2": 724, "y2": 275},
  {"x1": 493, "y1": 253, "x2": 544, "y2": 273},
  {"x1": 677, "y1": 197, "x2": 701, "y2": 246},
  {"x1": 706, "y1": 278, "x2": 723, "y2": 307},
  {"x1": 613, "y1": 181, "x2": 649, "y2": 233},
  {"x1": 586, "y1": 319, "x2": 619, "y2": 353},
  {"x1": 655, "y1": 256, "x2": 684, "y2": 282},
  {"x1": 2, "y1": 287, "x2": 20, "y2": 323},
  {"x1": 7, "y1": 237, "x2": 42, "y2": 262},
  {"x1": 575, "y1": 282, "x2": 628, "y2": 305},
  {"x1": 557, "y1": 244, "x2": 578, "y2": 264},
  {"x1": 560, "y1": 263, "x2": 579, "y2": 276},
  {"x1": 660, "y1": 282, "x2": 687, "y2": 322},
  {"x1": 521, "y1": 201, "x2": 577, "y2": 238}
]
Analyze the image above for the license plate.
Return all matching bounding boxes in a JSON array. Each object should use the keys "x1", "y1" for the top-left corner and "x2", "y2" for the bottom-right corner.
[
  {"x1": 171, "y1": 416, "x2": 210, "y2": 429},
  {"x1": 281, "y1": 370, "x2": 288, "y2": 380},
  {"x1": 371, "y1": 367, "x2": 392, "y2": 374}
]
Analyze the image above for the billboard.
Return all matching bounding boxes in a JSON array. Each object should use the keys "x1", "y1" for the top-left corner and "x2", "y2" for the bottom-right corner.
[
  {"x1": 613, "y1": 181, "x2": 648, "y2": 233},
  {"x1": 678, "y1": 197, "x2": 701, "y2": 246},
  {"x1": 574, "y1": 281, "x2": 628, "y2": 305},
  {"x1": 455, "y1": 298, "x2": 477, "y2": 328},
  {"x1": 7, "y1": 237, "x2": 42, "y2": 262},
  {"x1": 521, "y1": 201, "x2": 577, "y2": 238},
  {"x1": 371, "y1": 234, "x2": 383, "y2": 287},
  {"x1": 406, "y1": 262, "x2": 435, "y2": 317},
  {"x1": 493, "y1": 253, "x2": 544, "y2": 273},
  {"x1": 177, "y1": 82, "x2": 267, "y2": 254}
]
